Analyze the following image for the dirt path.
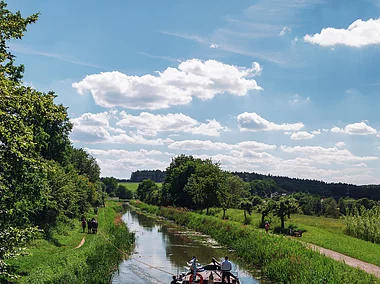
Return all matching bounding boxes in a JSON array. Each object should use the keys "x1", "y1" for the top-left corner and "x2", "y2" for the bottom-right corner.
[
  {"x1": 305, "y1": 243, "x2": 380, "y2": 278},
  {"x1": 75, "y1": 237, "x2": 85, "y2": 249}
]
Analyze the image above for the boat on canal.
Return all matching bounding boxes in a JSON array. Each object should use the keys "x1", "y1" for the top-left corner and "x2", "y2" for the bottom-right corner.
[{"x1": 173, "y1": 258, "x2": 240, "y2": 284}]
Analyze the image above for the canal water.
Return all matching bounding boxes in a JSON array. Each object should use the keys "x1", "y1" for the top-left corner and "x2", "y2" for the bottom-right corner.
[{"x1": 112, "y1": 206, "x2": 262, "y2": 284}]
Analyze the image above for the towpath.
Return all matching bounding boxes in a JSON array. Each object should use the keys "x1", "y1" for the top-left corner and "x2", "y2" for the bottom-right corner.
[{"x1": 305, "y1": 243, "x2": 380, "y2": 278}]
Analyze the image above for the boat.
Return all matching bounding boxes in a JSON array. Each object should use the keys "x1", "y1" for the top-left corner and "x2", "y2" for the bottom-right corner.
[{"x1": 173, "y1": 258, "x2": 240, "y2": 284}]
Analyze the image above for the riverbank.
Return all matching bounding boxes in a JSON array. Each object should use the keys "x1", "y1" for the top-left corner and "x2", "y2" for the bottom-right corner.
[
  {"x1": 132, "y1": 201, "x2": 380, "y2": 284},
  {"x1": 4, "y1": 201, "x2": 134, "y2": 284}
]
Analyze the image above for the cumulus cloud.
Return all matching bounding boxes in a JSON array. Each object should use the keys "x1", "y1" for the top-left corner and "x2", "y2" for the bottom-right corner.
[
  {"x1": 117, "y1": 112, "x2": 228, "y2": 137},
  {"x1": 209, "y1": 44, "x2": 219, "y2": 49},
  {"x1": 280, "y1": 145, "x2": 378, "y2": 164},
  {"x1": 304, "y1": 18, "x2": 380, "y2": 47},
  {"x1": 72, "y1": 59, "x2": 263, "y2": 110},
  {"x1": 280, "y1": 26, "x2": 292, "y2": 36},
  {"x1": 331, "y1": 122, "x2": 377, "y2": 135},
  {"x1": 290, "y1": 131, "x2": 315, "y2": 140},
  {"x1": 237, "y1": 112, "x2": 304, "y2": 132},
  {"x1": 335, "y1": 142, "x2": 346, "y2": 148},
  {"x1": 168, "y1": 139, "x2": 277, "y2": 151},
  {"x1": 85, "y1": 148, "x2": 171, "y2": 178}
]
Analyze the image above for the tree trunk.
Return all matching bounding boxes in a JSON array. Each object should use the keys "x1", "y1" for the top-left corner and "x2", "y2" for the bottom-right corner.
[
  {"x1": 223, "y1": 208, "x2": 226, "y2": 219},
  {"x1": 281, "y1": 216, "x2": 285, "y2": 230},
  {"x1": 244, "y1": 210, "x2": 247, "y2": 224},
  {"x1": 261, "y1": 214, "x2": 265, "y2": 228},
  {"x1": 206, "y1": 206, "x2": 209, "y2": 215}
]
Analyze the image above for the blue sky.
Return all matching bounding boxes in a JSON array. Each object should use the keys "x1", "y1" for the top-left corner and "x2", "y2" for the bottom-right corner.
[{"x1": 8, "y1": 0, "x2": 380, "y2": 184}]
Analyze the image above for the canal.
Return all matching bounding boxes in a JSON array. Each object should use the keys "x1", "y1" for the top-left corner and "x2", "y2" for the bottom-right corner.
[{"x1": 112, "y1": 206, "x2": 262, "y2": 284}]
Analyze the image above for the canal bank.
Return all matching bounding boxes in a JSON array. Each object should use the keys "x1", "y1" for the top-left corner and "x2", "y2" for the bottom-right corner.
[
  {"x1": 112, "y1": 204, "x2": 263, "y2": 283},
  {"x1": 130, "y1": 201, "x2": 380, "y2": 284},
  {"x1": 4, "y1": 201, "x2": 134, "y2": 284}
]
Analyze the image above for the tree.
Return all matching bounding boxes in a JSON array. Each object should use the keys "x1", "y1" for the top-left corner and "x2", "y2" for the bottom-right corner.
[
  {"x1": 101, "y1": 177, "x2": 119, "y2": 196},
  {"x1": 137, "y1": 179, "x2": 159, "y2": 204},
  {"x1": 161, "y1": 155, "x2": 203, "y2": 207},
  {"x1": 255, "y1": 198, "x2": 275, "y2": 228},
  {"x1": 117, "y1": 184, "x2": 133, "y2": 199},
  {"x1": 250, "y1": 179, "x2": 279, "y2": 198},
  {"x1": 273, "y1": 197, "x2": 299, "y2": 230},
  {"x1": 185, "y1": 160, "x2": 225, "y2": 214},
  {"x1": 321, "y1": 197, "x2": 340, "y2": 218},
  {"x1": 239, "y1": 199, "x2": 253, "y2": 224},
  {"x1": 67, "y1": 148, "x2": 100, "y2": 183},
  {"x1": 218, "y1": 174, "x2": 249, "y2": 219}
]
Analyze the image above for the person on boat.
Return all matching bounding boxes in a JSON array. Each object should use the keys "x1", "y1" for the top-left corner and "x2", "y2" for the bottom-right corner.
[
  {"x1": 170, "y1": 275, "x2": 177, "y2": 284},
  {"x1": 221, "y1": 256, "x2": 232, "y2": 284},
  {"x1": 190, "y1": 256, "x2": 198, "y2": 284}
]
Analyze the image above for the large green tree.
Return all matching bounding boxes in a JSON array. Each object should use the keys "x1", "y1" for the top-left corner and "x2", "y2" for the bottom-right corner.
[
  {"x1": 273, "y1": 197, "x2": 300, "y2": 230},
  {"x1": 218, "y1": 174, "x2": 249, "y2": 219},
  {"x1": 185, "y1": 160, "x2": 225, "y2": 214}
]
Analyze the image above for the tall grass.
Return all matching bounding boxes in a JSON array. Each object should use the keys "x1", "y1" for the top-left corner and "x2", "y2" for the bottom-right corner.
[
  {"x1": 345, "y1": 206, "x2": 380, "y2": 244},
  {"x1": 131, "y1": 201, "x2": 379, "y2": 284},
  {"x1": 6, "y1": 201, "x2": 134, "y2": 284}
]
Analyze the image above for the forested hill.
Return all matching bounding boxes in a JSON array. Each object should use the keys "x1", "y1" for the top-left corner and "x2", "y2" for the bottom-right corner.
[
  {"x1": 128, "y1": 170, "x2": 166, "y2": 182},
  {"x1": 232, "y1": 172, "x2": 380, "y2": 200}
]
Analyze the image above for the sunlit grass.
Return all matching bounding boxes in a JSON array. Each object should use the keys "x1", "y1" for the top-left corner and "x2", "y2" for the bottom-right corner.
[
  {"x1": 6, "y1": 201, "x2": 134, "y2": 283},
  {"x1": 118, "y1": 182, "x2": 162, "y2": 192},
  {"x1": 132, "y1": 201, "x2": 379, "y2": 284}
]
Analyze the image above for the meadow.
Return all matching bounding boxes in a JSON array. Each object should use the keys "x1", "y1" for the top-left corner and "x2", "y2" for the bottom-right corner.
[
  {"x1": 5, "y1": 201, "x2": 134, "y2": 284},
  {"x1": 132, "y1": 201, "x2": 380, "y2": 284},
  {"x1": 118, "y1": 181, "x2": 162, "y2": 192},
  {"x1": 211, "y1": 207, "x2": 380, "y2": 266}
]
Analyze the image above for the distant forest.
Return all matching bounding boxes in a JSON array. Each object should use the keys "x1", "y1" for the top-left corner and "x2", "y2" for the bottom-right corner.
[{"x1": 120, "y1": 169, "x2": 380, "y2": 201}]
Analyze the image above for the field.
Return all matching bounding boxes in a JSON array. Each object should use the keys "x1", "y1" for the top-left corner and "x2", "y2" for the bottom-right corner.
[
  {"x1": 212, "y1": 208, "x2": 380, "y2": 266},
  {"x1": 118, "y1": 181, "x2": 162, "y2": 192}
]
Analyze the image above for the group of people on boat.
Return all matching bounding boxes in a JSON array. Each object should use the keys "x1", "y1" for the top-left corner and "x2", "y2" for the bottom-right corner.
[
  {"x1": 81, "y1": 217, "x2": 98, "y2": 234},
  {"x1": 171, "y1": 255, "x2": 238, "y2": 284}
]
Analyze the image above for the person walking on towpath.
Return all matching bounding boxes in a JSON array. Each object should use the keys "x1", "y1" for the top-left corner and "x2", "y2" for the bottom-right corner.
[
  {"x1": 81, "y1": 218, "x2": 87, "y2": 233},
  {"x1": 221, "y1": 256, "x2": 232, "y2": 284},
  {"x1": 265, "y1": 221, "x2": 270, "y2": 233}
]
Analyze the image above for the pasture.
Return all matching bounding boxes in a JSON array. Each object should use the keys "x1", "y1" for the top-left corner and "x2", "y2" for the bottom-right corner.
[{"x1": 118, "y1": 181, "x2": 162, "y2": 192}]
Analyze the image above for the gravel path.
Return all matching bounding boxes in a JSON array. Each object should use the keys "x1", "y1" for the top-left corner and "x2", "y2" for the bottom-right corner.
[{"x1": 306, "y1": 243, "x2": 380, "y2": 278}]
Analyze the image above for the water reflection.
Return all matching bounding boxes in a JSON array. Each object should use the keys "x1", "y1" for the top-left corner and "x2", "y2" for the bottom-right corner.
[{"x1": 112, "y1": 207, "x2": 262, "y2": 284}]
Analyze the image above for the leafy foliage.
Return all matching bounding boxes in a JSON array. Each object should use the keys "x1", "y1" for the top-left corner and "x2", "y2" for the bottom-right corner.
[{"x1": 0, "y1": 1, "x2": 102, "y2": 277}]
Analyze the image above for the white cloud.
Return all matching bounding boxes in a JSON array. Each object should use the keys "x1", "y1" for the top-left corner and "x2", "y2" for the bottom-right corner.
[
  {"x1": 304, "y1": 18, "x2": 380, "y2": 47},
  {"x1": 210, "y1": 44, "x2": 219, "y2": 49},
  {"x1": 335, "y1": 142, "x2": 346, "y2": 148},
  {"x1": 289, "y1": 94, "x2": 311, "y2": 105},
  {"x1": 117, "y1": 112, "x2": 228, "y2": 137},
  {"x1": 237, "y1": 112, "x2": 304, "y2": 132},
  {"x1": 280, "y1": 26, "x2": 292, "y2": 36},
  {"x1": 167, "y1": 139, "x2": 277, "y2": 151},
  {"x1": 290, "y1": 131, "x2": 315, "y2": 140},
  {"x1": 353, "y1": 163, "x2": 368, "y2": 167},
  {"x1": 280, "y1": 145, "x2": 378, "y2": 164},
  {"x1": 331, "y1": 122, "x2": 377, "y2": 135},
  {"x1": 85, "y1": 148, "x2": 171, "y2": 178},
  {"x1": 72, "y1": 59, "x2": 263, "y2": 110},
  {"x1": 311, "y1": 129, "x2": 321, "y2": 135}
]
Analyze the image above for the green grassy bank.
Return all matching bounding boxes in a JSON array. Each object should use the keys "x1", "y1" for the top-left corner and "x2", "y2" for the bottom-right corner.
[
  {"x1": 4, "y1": 201, "x2": 134, "y2": 284},
  {"x1": 211, "y1": 207, "x2": 380, "y2": 266},
  {"x1": 132, "y1": 201, "x2": 379, "y2": 284}
]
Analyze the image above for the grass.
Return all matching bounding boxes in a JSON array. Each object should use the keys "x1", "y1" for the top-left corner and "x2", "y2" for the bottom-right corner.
[
  {"x1": 132, "y1": 201, "x2": 380, "y2": 284},
  {"x1": 4, "y1": 201, "x2": 134, "y2": 284},
  {"x1": 209, "y1": 208, "x2": 380, "y2": 266},
  {"x1": 118, "y1": 182, "x2": 162, "y2": 192}
]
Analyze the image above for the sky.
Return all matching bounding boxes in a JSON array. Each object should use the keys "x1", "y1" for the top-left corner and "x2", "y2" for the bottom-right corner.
[{"x1": 8, "y1": 0, "x2": 380, "y2": 185}]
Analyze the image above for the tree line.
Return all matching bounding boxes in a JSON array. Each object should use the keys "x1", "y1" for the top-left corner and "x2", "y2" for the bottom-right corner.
[
  {"x1": 0, "y1": 2, "x2": 103, "y2": 277},
  {"x1": 135, "y1": 155, "x2": 380, "y2": 232}
]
